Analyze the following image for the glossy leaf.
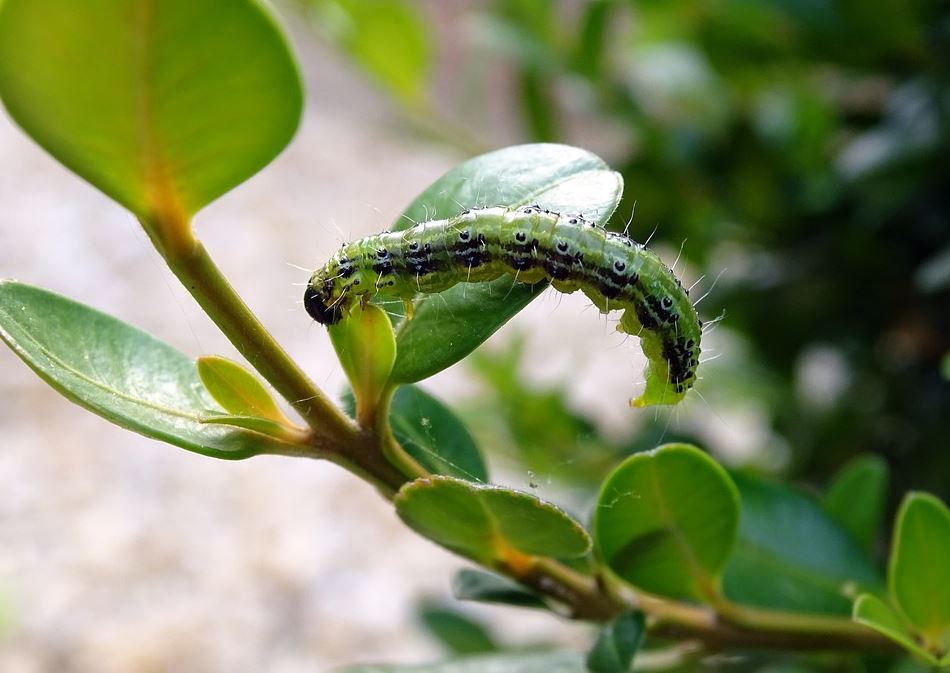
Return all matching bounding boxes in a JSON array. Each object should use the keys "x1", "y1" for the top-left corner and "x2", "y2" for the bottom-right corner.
[
  {"x1": 823, "y1": 455, "x2": 889, "y2": 550},
  {"x1": 330, "y1": 303, "x2": 396, "y2": 420},
  {"x1": 340, "y1": 651, "x2": 587, "y2": 673},
  {"x1": 196, "y1": 355, "x2": 292, "y2": 425},
  {"x1": 889, "y1": 493, "x2": 950, "y2": 650},
  {"x1": 395, "y1": 476, "x2": 591, "y2": 566},
  {"x1": 0, "y1": 0, "x2": 302, "y2": 220},
  {"x1": 853, "y1": 594, "x2": 937, "y2": 664},
  {"x1": 451, "y1": 569, "x2": 548, "y2": 610},
  {"x1": 389, "y1": 385, "x2": 488, "y2": 482},
  {"x1": 594, "y1": 444, "x2": 739, "y2": 602},
  {"x1": 389, "y1": 144, "x2": 623, "y2": 384},
  {"x1": 586, "y1": 611, "x2": 645, "y2": 673},
  {"x1": 723, "y1": 473, "x2": 883, "y2": 615},
  {"x1": 0, "y1": 281, "x2": 295, "y2": 459}
]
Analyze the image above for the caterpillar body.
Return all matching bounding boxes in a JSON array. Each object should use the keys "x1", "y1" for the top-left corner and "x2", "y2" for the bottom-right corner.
[{"x1": 305, "y1": 205, "x2": 701, "y2": 407}]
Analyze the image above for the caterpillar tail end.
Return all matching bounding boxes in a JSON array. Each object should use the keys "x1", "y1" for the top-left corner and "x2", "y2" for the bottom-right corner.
[{"x1": 630, "y1": 366, "x2": 688, "y2": 408}]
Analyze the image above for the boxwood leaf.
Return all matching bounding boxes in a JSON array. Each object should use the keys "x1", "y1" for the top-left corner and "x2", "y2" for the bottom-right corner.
[
  {"x1": 853, "y1": 594, "x2": 938, "y2": 664},
  {"x1": 594, "y1": 444, "x2": 739, "y2": 603},
  {"x1": 889, "y1": 493, "x2": 950, "y2": 652},
  {"x1": 196, "y1": 355, "x2": 294, "y2": 425},
  {"x1": 824, "y1": 455, "x2": 889, "y2": 550},
  {"x1": 585, "y1": 611, "x2": 645, "y2": 673},
  {"x1": 451, "y1": 569, "x2": 548, "y2": 610},
  {"x1": 330, "y1": 303, "x2": 396, "y2": 422},
  {"x1": 0, "y1": 281, "x2": 297, "y2": 459},
  {"x1": 395, "y1": 475, "x2": 591, "y2": 566},
  {"x1": 723, "y1": 472, "x2": 883, "y2": 615},
  {"x1": 389, "y1": 144, "x2": 623, "y2": 384},
  {"x1": 416, "y1": 602, "x2": 499, "y2": 656},
  {"x1": 0, "y1": 0, "x2": 302, "y2": 221},
  {"x1": 389, "y1": 385, "x2": 488, "y2": 482}
]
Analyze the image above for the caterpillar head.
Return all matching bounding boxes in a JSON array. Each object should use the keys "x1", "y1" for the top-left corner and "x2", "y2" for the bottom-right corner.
[{"x1": 304, "y1": 275, "x2": 344, "y2": 325}]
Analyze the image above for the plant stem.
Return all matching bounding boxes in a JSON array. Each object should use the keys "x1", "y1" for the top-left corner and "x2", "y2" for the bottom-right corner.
[
  {"x1": 523, "y1": 558, "x2": 899, "y2": 653},
  {"x1": 142, "y1": 214, "x2": 897, "y2": 656}
]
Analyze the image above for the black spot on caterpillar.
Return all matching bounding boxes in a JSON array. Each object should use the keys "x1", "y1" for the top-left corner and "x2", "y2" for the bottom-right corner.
[{"x1": 305, "y1": 206, "x2": 701, "y2": 406}]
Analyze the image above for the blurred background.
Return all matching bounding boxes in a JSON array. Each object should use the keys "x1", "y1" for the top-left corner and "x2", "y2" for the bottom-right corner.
[{"x1": 1, "y1": 0, "x2": 948, "y2": 671}]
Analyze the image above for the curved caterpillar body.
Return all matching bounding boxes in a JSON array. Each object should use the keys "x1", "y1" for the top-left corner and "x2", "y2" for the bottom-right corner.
[{"x1": 305, "y1": 206, "x2": 701, "y2": 407}]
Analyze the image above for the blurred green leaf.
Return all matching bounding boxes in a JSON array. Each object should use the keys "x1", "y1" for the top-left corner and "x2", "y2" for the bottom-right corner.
[
  {"x1": 196, "y1": 355, "x2": 292, "y2": 425},
  {"x1": 0, "y1": 0, "x2": 301, "y2": 220},
  {"x1": 307, "y1": 0, "x2": 430, "y2": 106},
  {"x1": 853, "y1": 594, "x2": 938, "y2": 664},
  {"x1": 0, "y1": 281, "x2": 295, "y2": 459},
  {"x1": 889, "y1": 493, "x2": 950, "y2": 652},
  {"x1": 823, "y1": 455, "x2": 889, "y2": 550},
  {"x1": 395, "y1": 475, "x2": 591, "y2": 566},
  {"x1": 723, "y1": 473, "x2": 883, "y2": 616},
  {"x1": 339, "y1": 651, "x2": 588, "y2": 673},
  {"x1": 594, "y1": 444, "x2": 739, "y2": 602},
  {"x1": 452, "y1": 569, "x2": 548, "y2": 610},
  {"x1": 389, "y1": 144, "x2": 622, "y2": 384},
  {"x1": 585, "y1": 611, "x2": 644, "y2": 673},
  {"x1": 417, "y1": 602, "x2": 499, "y2": 656},
  {"x1": 330, "y1": 303, "x2": 396, "y2": 422},
  {"x1": 390, "y1": 385, "x2": 488, "y2": 482}
]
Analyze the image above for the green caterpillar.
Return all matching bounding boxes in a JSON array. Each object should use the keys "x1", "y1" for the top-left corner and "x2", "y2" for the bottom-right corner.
[{"x1": 305, "y1": 205, "x2": 701, "y2": 407}]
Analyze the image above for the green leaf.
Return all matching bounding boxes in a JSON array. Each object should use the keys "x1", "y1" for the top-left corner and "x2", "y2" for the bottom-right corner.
[
  {"x1": 853, "y1": 594, "x2": 938, "y2": 664},
  {"x1": 198, "y1": 412, "x2": 301, "y2": 441},
  {"x1": 388, "y1": 144, "x2": 623, "y2": 384},
  {"x1": 0, "y1": 0, "x2": 301, "y2": 220},
  {"x1": 823, "y1": 455, "x2": 889, "y2": 550},
  {"x1": 452, "y1": 569, "x2": 548, "y2": 610},
  {"x1": 339, "y1": 651, "x2": 587, "y2": 673},
  {"x1": 417, "y1": 602, "x2": 499, "y2": 656},
  {"x1": 330, "y1": 303, "x2": 396, "y2": 422},
  {"x1": 0, "y1": 281, "x2": 295, "y2": 459},
  {"x1": 889, "y1": 493, "x2": 950, "y2": 652},
  {"x1": 390, "y1": 385, "x2": 489, "y2": 482},
  {"x1": 196, "y1": 355, "x2": 293, "y2": 425},
  {"x1": 585, "y1": 611, "x2": 645, "y2": 673},
  {"x1": 594, "y1": 444, "x2": 739, "y2": 603},
  {"x1": 723, "y1": 472, "x2": 883, "y2": 615},
  {"x1": 395, "y1": 476, "x2": 591, "y2": 566},
  {"x1": 308, "y1": 0, "x2": 431, "y2": 106}
]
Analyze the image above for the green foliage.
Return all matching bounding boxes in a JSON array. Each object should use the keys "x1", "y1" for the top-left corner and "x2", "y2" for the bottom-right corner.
[
  {"x1": 388, "y1": 144, "x2": 623, "y2": 384},
  {"x1": 416, "y1": 602, "x2": 499, "y2": 656},
  {"x1": 594, "y1": 444, "x2": 739, "y2": 603},
  {"x1": 196, "y1": 355, "x2": 291, "y2": 424},
  {"x1": 451, "y1": 569, "x2": 548, "y2": 611},
  {"x1": 395, "y1": 476, "x2": 591, "y2": 566},
  {"x1": 2, "y1": 1, "x2": 949, "y2": 671},
  {"x1": 301, "y1": 0, "x2": 430, "y2": 107},
  {"x1": 823, "y1": 455, "x2": 890, "y2": 551},
  {"x1": 0, "y1": 281, "x2": 295, "y2": 458},
  {"x1": 585, "y1": 611, "x2": 645, "y2": 673},
  {"x1": 388, "y1": 385, "x2": 489, "y2": 483},
  {"x1": 723, "y1": 472, "x2": 882, "y2": 615},
  {"x1": 854, "y1": 493, "x2": 950, "y2": 666},
  {"x1": 0, "y1": 0, "x2": 301, "y2": 224},
  {"x1": 330, "y1": 302, "x2": 397, "y2": 422}
]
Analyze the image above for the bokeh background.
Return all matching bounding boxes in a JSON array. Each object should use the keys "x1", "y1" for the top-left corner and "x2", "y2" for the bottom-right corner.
[{"x1": 1, "y1": 1, "x2": 948, "y2": 671}]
